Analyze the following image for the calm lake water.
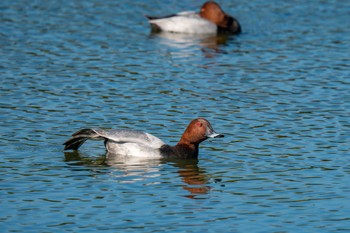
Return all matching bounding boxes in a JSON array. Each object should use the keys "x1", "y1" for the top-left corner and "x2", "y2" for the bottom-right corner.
[{"x1": 1, "y1": 0, "x2": 350, "y2": 232}]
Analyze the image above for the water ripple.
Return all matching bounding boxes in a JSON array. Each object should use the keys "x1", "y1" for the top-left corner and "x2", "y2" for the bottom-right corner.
[{"x1": 1, "y1": 0, "x2": 350, "y2": 232}]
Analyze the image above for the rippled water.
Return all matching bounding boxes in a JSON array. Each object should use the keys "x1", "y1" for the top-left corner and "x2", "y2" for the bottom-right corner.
[{"x1": 1, "y1": 0, "x2": 350, "y2": 232}]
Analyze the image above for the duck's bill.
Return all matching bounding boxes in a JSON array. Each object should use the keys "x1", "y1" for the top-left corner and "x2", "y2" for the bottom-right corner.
[
  {"x1": 206, "y1": 125, "x2": 224, "y2": 138},
  {"x1": 208, "y1": 133, "x2": 224, "y2": 138},
  {"x1": 206, "y1": 130, "x2": 224, "y2": 138}
]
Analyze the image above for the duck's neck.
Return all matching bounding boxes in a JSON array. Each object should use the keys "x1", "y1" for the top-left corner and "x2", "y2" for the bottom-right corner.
[
  {"x1": 160, "y1": 141, "x2": 199, "y2": 159},
  {"x1": 175, "y1": 139, "x2": 199, "y2": 158}
]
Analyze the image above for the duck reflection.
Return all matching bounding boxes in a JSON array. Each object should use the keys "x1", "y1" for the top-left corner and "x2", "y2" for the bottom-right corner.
[
  {"x1": 105, "y1": 152, "x2": 162, "y2": 180},
  {"x1": 64, "y1": 151, "x2": 107, "y2": 166},
  {"x1": 149, "y1": 31, "x2": 230, "y2": 54},
  {"x1": 166, "y1": 158, "x2": 212, "y2": 198},
  {"x1": 64, "y1": 151, "x2": 212, "y2": 198},
  {"x1": 64, "y1": 151, "x2": 162, "y2": 181}
]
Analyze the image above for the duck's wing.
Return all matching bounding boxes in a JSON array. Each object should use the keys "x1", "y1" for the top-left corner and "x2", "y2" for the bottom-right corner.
[
  {"x1": 93, "y1": 129, "x2": 165, "y2": 148},
  {"x1": 64, "y1": 128, "x2": 165, "y2": 151}
]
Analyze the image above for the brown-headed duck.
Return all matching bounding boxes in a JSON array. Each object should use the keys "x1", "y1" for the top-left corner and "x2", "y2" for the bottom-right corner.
[
  {"x1": 147, "y1": 1, "x2": 241, "y2": 35},
  {"x1": 63, "y1": 118, "x2": 224, "y2": 159}
]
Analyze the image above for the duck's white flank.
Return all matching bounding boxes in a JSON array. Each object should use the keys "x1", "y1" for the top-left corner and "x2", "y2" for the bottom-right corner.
[{"x1": 149, "y1": 11, "x2": 217, "y2": 34}]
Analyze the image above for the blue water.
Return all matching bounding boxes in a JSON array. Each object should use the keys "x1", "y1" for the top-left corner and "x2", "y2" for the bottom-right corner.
[{"x1": 1, "y1": 0, "x2": 350, "y2": 232}]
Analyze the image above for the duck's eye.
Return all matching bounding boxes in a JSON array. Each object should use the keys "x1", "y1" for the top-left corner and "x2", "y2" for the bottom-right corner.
[{"x1": 196, "y1": 122, "x2": 203, "y2": 127}]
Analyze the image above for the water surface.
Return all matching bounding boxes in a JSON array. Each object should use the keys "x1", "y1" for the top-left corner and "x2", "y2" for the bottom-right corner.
[{"x1": 1, "y1": 0, "x2": 350, "y2": 232}]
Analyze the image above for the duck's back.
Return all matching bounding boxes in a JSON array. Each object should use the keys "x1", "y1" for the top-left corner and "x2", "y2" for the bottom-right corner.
[{"x1": 93, "y1": 129, "x2": 165, "y2": 148}]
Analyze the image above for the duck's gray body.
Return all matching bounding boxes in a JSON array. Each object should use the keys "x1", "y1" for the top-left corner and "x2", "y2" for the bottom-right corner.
[
  {"x1": 64, "y1": 128, "x2": 166, "y2": 158},
  {"x1": 63, "y1": 118, "x2": 224, "y2": 159}
]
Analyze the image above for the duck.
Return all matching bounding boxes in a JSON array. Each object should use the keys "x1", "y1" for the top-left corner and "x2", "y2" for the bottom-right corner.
[
  {"x1": 146, "y1": 1, "x2": 241, "y2": 35},
  {"x1": 63, "y1": 118, "x2": 224, "y2": 159}
]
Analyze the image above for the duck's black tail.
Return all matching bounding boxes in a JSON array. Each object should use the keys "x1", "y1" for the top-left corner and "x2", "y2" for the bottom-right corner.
[
  {"x1": 63, "y1": 129, "x2": 100, "y2": 150},
  {"x1": 145, "y1": 14, "x2": 177, "y2": 20}
]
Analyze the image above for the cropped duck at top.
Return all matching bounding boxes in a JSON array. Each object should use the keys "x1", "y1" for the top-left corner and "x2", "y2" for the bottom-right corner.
[
  {"x1": 147, "y1": 1, "x2": 241, "y2": 35},
  {"x1": 63, "y1": 118, "x2": 224, "y2": 159}
]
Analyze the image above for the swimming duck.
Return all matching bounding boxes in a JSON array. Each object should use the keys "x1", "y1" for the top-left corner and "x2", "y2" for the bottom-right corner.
[
  {"x1": 63, "y1": 118, "x2": 224, "y2": 159},
  {"x1": 147, "y1": 1, "x2": 241, "y2": 34}
]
